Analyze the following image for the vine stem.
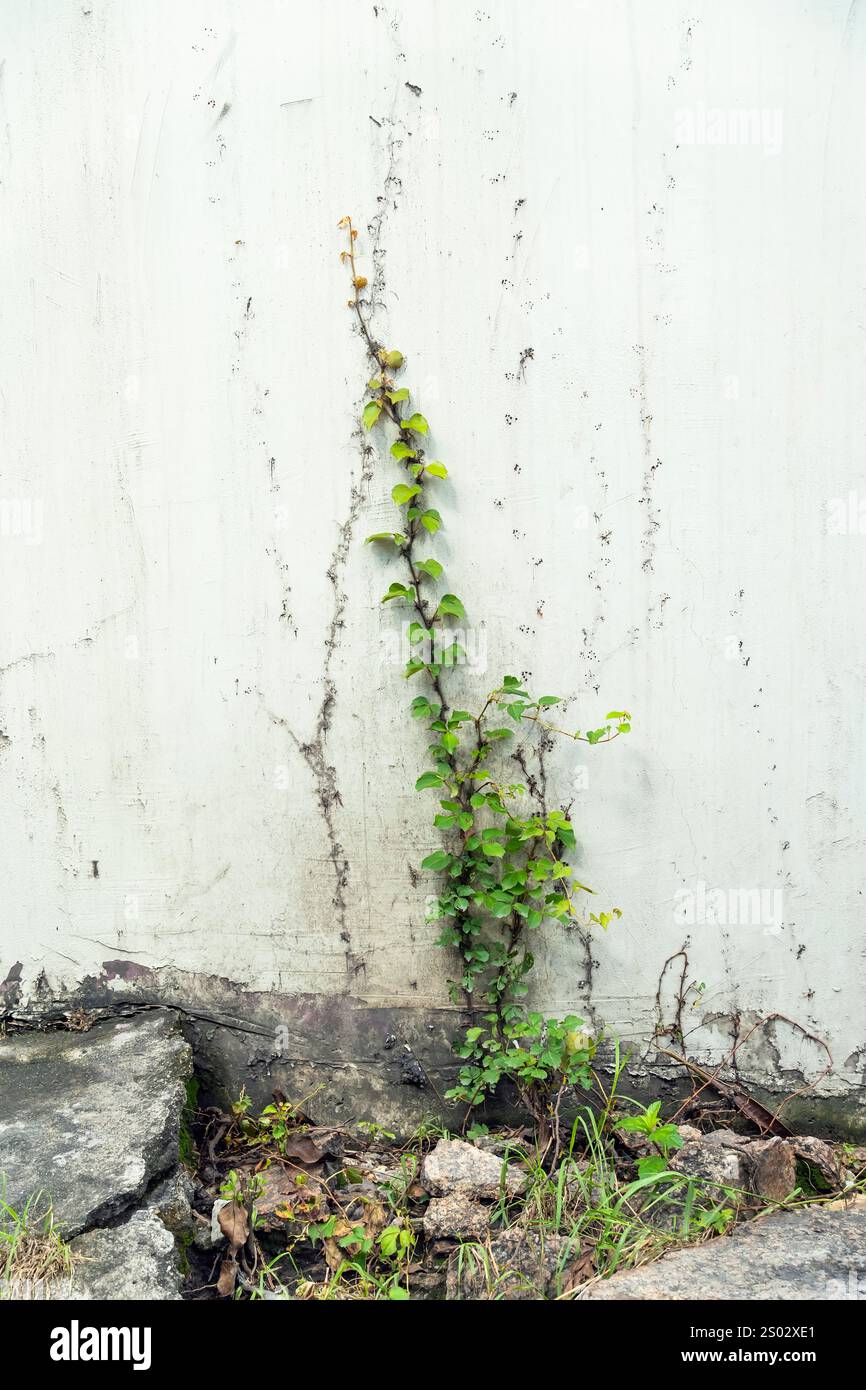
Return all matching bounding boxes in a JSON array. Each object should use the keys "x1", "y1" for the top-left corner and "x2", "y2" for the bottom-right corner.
[{"x1": 339, "y1": 215, "x2": 624, "y2": 1134}]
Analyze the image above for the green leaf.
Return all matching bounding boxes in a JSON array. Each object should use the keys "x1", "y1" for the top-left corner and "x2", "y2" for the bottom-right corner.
[
  {"x1": 387, "y1": 388, "x2": 410, "y2": 403},
  {"x1": 537, "y1": 695, "x2": 560, "y2": 707},
  {"x1": 654, "y1": 1124, "x2": 684, "y2": 1151},
  {"x1": 391, "y1": 440, "x2": 416, "y2": 461},
  {"x1": 420, "y1": 510, "x2": 442, "y2": 534},
  {"x1": 392, "y1": 482, "x2": 421, "y2": 505},
  {"x1": 439, "y1": 641, "x2": 464, "y2": 667},
  {"x1": 381, "y1": 582, "x2": 410, "y2": 603},
  {"x1": 437, "y1": 593, "x2": 465, "y2": 619},
  {"x1": 365, "y1": 531, "x2": 405, "y2": 545},
  {"x1": 404, "y1": 412, "x2": 429, "y2": 434},
  {"x1": 362, "y1": 401, "x2": 382, "y2": 430},
  {"x1": 636, "y1": 1154, "x2": 668, "y2": 1180},
  {"x1": 421, "y1": 850, "x2": 452, "y2": 871},
  {"x1": 383, "y1": 349, "x2": 404, "y2": 370},
  {"x1": 417, "y1": 557, "x2": 443, "y2": 578},
  {"x1": 415, "y1": 771, "x2": 444, "y2": 791},
  {"x1": 425, "y1": 461, "x2": 448, "y2": 479}
]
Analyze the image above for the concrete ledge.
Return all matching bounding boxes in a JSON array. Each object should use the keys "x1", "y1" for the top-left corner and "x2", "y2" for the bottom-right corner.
[{"x1": 5, "y1": 964, "x2": 863, "y2": 1139}]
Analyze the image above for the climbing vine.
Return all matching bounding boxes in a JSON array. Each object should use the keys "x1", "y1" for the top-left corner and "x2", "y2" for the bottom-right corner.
[{"x1": 339, "y1": 215, "x2": 632, "y2": 1143}]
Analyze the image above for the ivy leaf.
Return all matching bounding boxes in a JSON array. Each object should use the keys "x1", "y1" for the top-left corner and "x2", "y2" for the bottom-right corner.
[
  {"x1": 482, "y1": 842, "x2": 506, "y2": 859},
  {"x1": 420, "y1": 510, "x2": 442, "y2": 534},
  {"x1": 392, "y1": 483, "x2": 421, "y2": 505},
  {"x1": 439, "y1": 641, "x2": 464, "y2": 666},
  {"x1": 381, "y1": 582, "x2": 411, "y2": 603},
  {"x1": 537, "y1": 695, "x2": 560, "y2": 707},
  {"x1": 417, "y1": 557, "x2": 443, "y2": 578},
  {"x1": 437, "y1": 593, "x2": 465, "y2": 620},
  {"x1": 425, "y1": 461, "x2": 448, "y2": 479},
  {"x1": 408, "y1": 623, "x2": 428, "y2": 646},
  {"x1": 387, "y1": 388, "x2": 410, "y2": 403},
  {"x1": 415, "y1": 771, "x2": 444, "y2": 790},
  {"x1": 365, "y1": 532, "x2": 405, "y2": 545},
  {"x1": 404, "y1": 412, "x2": 429, "y2": 434},
  {"x1": 421, "y1": 850, "x2": 453, "y2": 871},
  {"x1": 362, "y1": 401, "x2": 381, "y2": 430},
  {"x1": 391, "y1": 440, "x2": 416, "y2": 461}
]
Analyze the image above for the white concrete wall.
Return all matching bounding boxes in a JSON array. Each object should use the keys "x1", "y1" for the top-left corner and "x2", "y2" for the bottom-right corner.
[{"x1": 2, "y1": 0, "x2": 864, "y2": 1108}]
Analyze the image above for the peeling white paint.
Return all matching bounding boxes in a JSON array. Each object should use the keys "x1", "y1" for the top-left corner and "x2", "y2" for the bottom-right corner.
[{"x1": 1, "y1": 1, "x2": 865, "y2": 1100}]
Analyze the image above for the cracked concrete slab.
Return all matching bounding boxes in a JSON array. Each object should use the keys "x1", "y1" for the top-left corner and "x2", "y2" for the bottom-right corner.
[
  {"x1": 0, "y1": 1010, "x2": 191, "y2": 1236},
  {"x1": 581, "y1": 1197, "x2": 866, "y2": 1300},
  {"x1": 66, "y1": 1208, "x2": 184, "y2": 1301}
]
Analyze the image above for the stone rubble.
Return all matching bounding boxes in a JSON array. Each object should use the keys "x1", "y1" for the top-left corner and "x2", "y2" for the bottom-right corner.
[{"x1": 0, "y1": 1009, "x2": 192, "y2": 1299}]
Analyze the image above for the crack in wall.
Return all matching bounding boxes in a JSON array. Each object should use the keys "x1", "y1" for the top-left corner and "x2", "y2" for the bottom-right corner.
[{"x1": 265, "y1": 95, "x2": 405, "y2": 987}]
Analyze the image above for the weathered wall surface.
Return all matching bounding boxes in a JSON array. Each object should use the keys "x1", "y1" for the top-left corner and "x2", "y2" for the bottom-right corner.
[{"x1": 2, "y1": 1, "x2": 864, "y2": 1129}]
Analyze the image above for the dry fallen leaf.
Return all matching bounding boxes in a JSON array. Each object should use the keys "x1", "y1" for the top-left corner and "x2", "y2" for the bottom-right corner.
[
  {"x1": 217, "y1": 1257, "x2": 238, "y2": 1297},
  {"x1": 323, "y1": 1219, "x2": 357, "y2": 1273},
  {"x1": 561, "y1": 1248, "x2": 596, "y2": 1294},
  {"x1": 254, "y1": 1165, "x2": 330, "y2": 1230},
  {"x1": 281, "y1": 1134, "x2": 327, "y2": 1166},
  {"x1": 360, "y1": 1201, "x2": 388, "y2": 1240},
  {"x1": 217, "y1": 1200, "x2": 249, "y2": 1253}
]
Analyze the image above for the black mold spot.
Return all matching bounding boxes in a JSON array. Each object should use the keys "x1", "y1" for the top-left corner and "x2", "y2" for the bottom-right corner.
[
  {"x1": 0, "y1": 961, "x2": 23, "y2": 1004},
  {"x1": 400, "y1": 1047, "x2": 428, "y2": 1088}
]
